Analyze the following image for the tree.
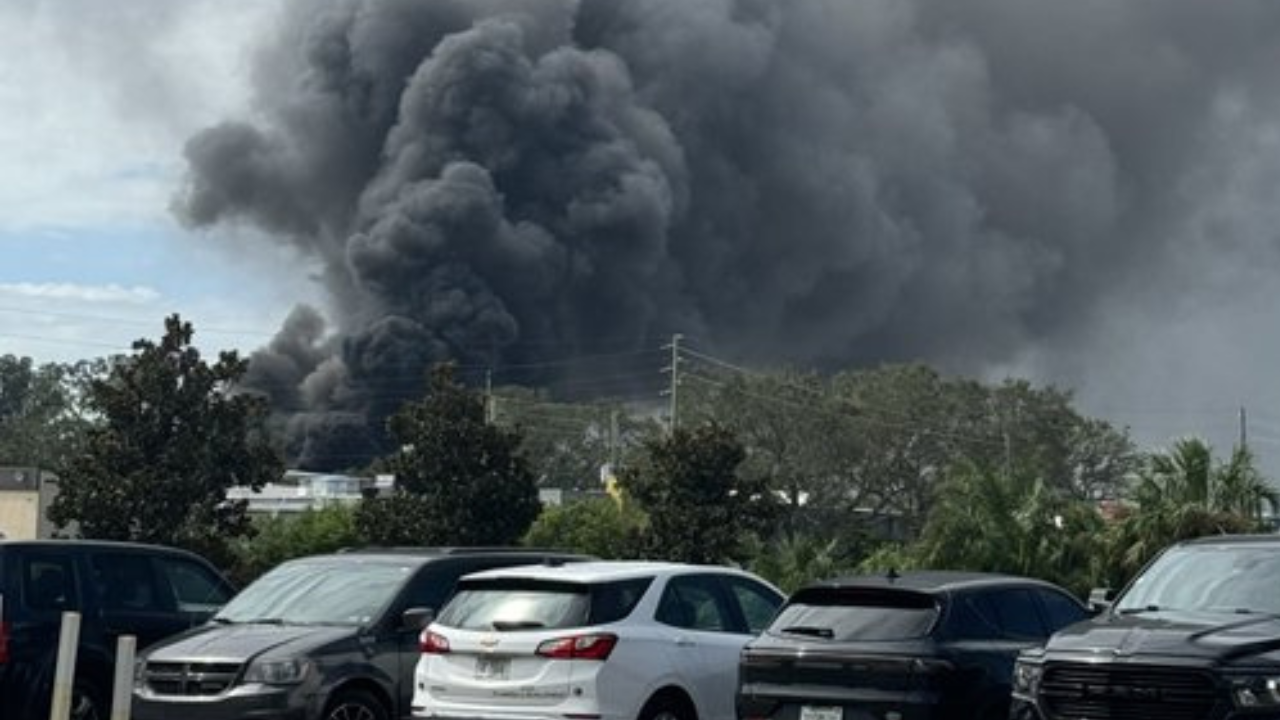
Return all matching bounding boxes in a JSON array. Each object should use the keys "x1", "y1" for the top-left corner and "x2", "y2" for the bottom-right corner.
[
  {"x1": 523, "y1": 497, "x2": 647, "y2": 559},
  {"x1": 619, "y1": 423, "x2": 778, "y2": 564},
  {"x1": 47, "y1": 315, "x2": 282, "y2": 566},
  {"x1": 230, "y1": 504, "x2": 360, "y2": 585},
  {"x1": 0, "y1": 355, "x2": 94, "y2": 468},
  {"x1": 491, "y1": 386, "x2": 660, "y2": 490},
  {"x1": 911, "y1": 462, "x2": 1105, "y2": 596},
  {"x1": 354, "y1": 364, "x2": 541, "y2": 546},
  {"x1": 1100, "y1": 438, "x2": 1276, "y2": 584}
]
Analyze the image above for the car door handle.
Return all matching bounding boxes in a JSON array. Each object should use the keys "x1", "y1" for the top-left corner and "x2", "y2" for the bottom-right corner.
[{"x1": 675, "y1": 636, "x2": 696, "y2": 648}]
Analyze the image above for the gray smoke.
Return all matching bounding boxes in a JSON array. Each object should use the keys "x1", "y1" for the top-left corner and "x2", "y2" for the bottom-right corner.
[{"x1": 176, "y1": 0, "x2": 1280, "y2": 469}]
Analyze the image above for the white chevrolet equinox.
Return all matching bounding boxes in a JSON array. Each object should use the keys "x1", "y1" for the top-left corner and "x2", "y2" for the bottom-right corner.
[{"x1": 411, "y1": 561, "x2": 784, "y2": 720}]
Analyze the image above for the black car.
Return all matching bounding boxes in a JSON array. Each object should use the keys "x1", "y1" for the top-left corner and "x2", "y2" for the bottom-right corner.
[
  {"x1": 737, "y1": 571, "x2": 1089, "y2": 720},
  {"x1": 133, "y1": 547, "x2": 588, "y2": 720},
  {"x1": 1011, "y1": 534, "x2": 1280, "y2": 720},
  {"x1": 0, "y1": 539, "x2": 236, "y2": 720}
]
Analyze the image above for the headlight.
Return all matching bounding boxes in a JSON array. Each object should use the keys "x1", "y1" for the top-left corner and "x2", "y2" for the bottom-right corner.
[
  {"x1": 1232, "y1": 676, "x2": 1280, "y2": 709},
  {"x1": 1012, "y1": 659, "x2": 1043, "y2": 695},
  {"x1": 243, "y1": 658, "x2": 311, "y2": 685}
]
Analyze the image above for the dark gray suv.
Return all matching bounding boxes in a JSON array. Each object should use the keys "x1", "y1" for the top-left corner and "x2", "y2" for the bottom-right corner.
[
  {"x1": 0, "y1": 539, "x2": 234, "y2": 720},
  {"x1": 132, "y1": 548, "x2": 586, "y2": 720}
]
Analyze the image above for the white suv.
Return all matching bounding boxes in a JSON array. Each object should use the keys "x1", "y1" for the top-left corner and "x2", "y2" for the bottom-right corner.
[{"x1": 411, "y1": 561, "x2": 784, "y2": 720}]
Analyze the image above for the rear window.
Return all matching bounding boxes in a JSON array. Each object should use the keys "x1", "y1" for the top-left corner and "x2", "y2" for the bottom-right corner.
[
  {"x1": 439, "y1": 577, "x2": 652, "y2": 631},
  {"x1": 767, "y1": 587, "x2": 939, "y2": 641}
]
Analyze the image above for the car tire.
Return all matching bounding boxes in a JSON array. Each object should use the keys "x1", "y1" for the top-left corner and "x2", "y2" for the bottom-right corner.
[
  {"x1": 639, "y1": 695, "x2": 695, "y2": 720},
  {"x1": 70, "y1": 676, "x2": 106, "y2": 720},
  {"x1": 323, "y1": 689, "x2": 388, "y2": 720}
]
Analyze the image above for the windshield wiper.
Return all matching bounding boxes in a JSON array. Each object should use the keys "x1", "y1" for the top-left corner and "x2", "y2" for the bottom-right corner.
[
  {"x1": 1117, "y1": 605, "x2": 1166, "y2": 615},
  {"x1": 779, "y1": 625, "x2": 835, "y2": 638},
  {"x1": 243, "y1": 617, "x2": 286, "y2": 625}
]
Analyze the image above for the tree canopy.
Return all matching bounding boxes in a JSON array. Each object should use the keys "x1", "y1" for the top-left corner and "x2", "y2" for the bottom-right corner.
[
  {"x1": 47, "y1": 315, "x2": 282, "y2": 565},
  {"x1": 355, "y1": 364, "x2": 542, "y2": 546},
  {"x1": 620, "y1": 423, "x2": 777, "y2": 564}
]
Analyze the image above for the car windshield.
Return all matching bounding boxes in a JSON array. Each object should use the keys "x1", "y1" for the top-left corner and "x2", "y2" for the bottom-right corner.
[
  {"x1": 768, "y1": 587, "x2": 939, "y2": 641},
  {"x1": 1115, "y1": 544, "x2": 1280, "y2": 615},
  {"x1": 214, "y1": 559, "x2": 414, "y2": 626}
]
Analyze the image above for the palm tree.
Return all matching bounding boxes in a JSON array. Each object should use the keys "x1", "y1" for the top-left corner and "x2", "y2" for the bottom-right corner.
[{"x1": 1103, "y1": 438, "x2": 1276, "y2": 585}]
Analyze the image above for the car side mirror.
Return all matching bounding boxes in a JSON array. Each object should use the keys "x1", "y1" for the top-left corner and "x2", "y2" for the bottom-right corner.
[
  {"x1": 1087, "y1": 587, "x2": 1116, "y2": 615},
  {"x1": 402, "y1": 606, "x2": 436, "y2": 631}
]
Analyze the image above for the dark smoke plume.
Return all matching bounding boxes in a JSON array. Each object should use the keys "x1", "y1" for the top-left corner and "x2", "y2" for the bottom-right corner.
[{"x1": 177, "y1": 0, "x2": 1280, "y2": 469}]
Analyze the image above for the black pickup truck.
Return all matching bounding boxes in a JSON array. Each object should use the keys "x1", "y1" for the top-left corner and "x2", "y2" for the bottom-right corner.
[{"x1": 1011, "y1": 534, "x2": 1280, "y2": 720}]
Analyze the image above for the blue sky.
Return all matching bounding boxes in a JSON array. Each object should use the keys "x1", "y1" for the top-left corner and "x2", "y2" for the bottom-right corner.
[{"x1": 0, "y1": 0, "x2": 308, "y2": 364}]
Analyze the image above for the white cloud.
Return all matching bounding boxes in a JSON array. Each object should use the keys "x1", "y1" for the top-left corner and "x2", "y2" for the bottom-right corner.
[
  {"x1": 0, "y1": 282, "x2": 161, "y2": 304},
  {"x1": 0, "y1": 0, "x2": 282, "y2": 233}
]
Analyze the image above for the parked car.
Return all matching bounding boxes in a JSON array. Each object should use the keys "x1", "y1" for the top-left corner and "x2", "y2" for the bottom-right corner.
[
  {"x1": 737, "y1": 571, "x2": 1089, "y2": 720},
  {"x1": 0, "y1": 539, "x2": 235, "y2": 720},
  {"x1": 1011, "y1": 534, "x2": 1280, "y2": 720},
  {"x1": 133, "y1": 547, "x2": 587, "y2": 720},
  {"x1": 412, "y1": 560, "x2": 786, "y2": 720}
]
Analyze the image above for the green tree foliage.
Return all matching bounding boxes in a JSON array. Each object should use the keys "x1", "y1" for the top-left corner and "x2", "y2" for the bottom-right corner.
[
  {"x1": 491, "y1": 386, "x2": 661, "y2": 490},
  {"x1": 355, "y1": 364, "x2": 541, "y2": 546},
  {"x1": 911, "y1": 462, "x2": 1105, "y2": 597},
  {"x1": 0, "y1": 355, "x2": 95, "y2": 468},
  {"x1": 47, "y1": 315, "x2": 282, "y2": 566},
  {"x1": 829, "y1": 365, "x2": 1136, "y2": 535},
  {"x1": 1100, "y1": 438, "x2": 1275, "y2": 585},
  {"x1": 619, "y1": 423, "x2": 777, "y2": 564},
  {"x1": 746, "y1": 534, "x2": 852, "y2": 594},
  {"x1": 683, "y1": 370, "x2": 856, "y2": 521},
  {"x1": 523, "y1": 497, "x2": 647, "y2": 559},
  {"x1": 229, "y1": 504, "x2": 360, "y2": 585}
]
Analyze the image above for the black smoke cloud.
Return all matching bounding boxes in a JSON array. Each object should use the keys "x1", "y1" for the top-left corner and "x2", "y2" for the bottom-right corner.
[{"x1": 176, "y1": 0, "x2": 1280, "y2": 469}]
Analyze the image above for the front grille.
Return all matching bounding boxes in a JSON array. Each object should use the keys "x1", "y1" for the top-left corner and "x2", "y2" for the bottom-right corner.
[
  {"x1": 144, "y1": 661, "x2": 242, "y2": 696},
  {"x1": 1040, "y1": 662, "x2": 1221, "y2": 720}
]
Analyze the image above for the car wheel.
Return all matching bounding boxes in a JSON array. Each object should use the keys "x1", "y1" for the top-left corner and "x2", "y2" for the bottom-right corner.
[
  {"x1": 639, "y1": 696, "x2": 695, "y2": 720},
  {"x1": 70, "y1": 678, "x2": 106, "y2": 720},
  {"x1": 324, "y1": 689, "x2": 388, "y2": 720}
]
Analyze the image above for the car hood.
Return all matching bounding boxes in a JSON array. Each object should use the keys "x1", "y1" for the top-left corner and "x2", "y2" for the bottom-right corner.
[
  {"x1": 1046, "y1": 611, "x2": 1280, "y2": 664},
  {"x1": 144, "y1": 622, "x2": 354, "y2": 663}
]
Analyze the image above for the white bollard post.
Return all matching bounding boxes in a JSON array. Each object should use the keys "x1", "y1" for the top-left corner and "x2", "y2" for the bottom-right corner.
[
  {"x1": 110, "y1": 636, "x2": 137, "y2": 720},
  {"x1": 49, "y1": 611, "x2": 81, "y2": 720}
]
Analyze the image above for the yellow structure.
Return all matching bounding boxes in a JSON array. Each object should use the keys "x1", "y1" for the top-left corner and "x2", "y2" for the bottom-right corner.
[{"x1": 0, "y1": 467, "x2": 57, "y2": 539}]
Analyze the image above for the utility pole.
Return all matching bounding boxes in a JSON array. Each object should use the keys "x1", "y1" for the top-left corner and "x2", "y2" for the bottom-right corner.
[
  {"x1": 485, "y1": 368, "x2": 495, "y2": 424},
  {"x1": 1240, "y1": 406, "x2": 1249, "y2": 450},
  {"x1": 660, "y1": 333, "x2": 683, "y2": 435},
  {"x1": 610, "y1": 410, "x2": 620, "y2": 467}
]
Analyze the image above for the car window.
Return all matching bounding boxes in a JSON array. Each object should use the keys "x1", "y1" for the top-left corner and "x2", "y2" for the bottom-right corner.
[
  {"x1": 23, "y1": 555, "x2": 75, "y2": 612},
  {"x1": 656, "y1": 575, "x2": 733, "y2": 632},
  {"x1": 724, "y1": 576, "x2": 783, "y2": 634},
  {"x1": 945, "y1": 593, "x2": 1002, "y2": 640},
  {"x1": 768, "y1": 587, "x2": 938, "y2": 641},
  {"x1": 157, "y1": 557, "x2": 231, "y2": 613},
  {"x1": 438, "y1": 578, "x2": 591, "y2": 630},
  {"x1": 1037, "y1": 588, "x2": 1088, "y2": 631},
  {"x1": 91, "y1": 553, "x2": 167, "y2": 613},
  {"x1": 984, "y1": 588, "x2": 1047, "y2": 639}
]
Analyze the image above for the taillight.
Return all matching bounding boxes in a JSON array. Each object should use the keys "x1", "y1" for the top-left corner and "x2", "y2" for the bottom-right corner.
[
  {"x1": 0, "y1": 621, "x2": 9, "y2": 664},
  {"x1": 535, "y1": 633, "x2": 617, "y2": 661},
  {"x1": 420, "y1": 630, "x2": 451, "y2": 654}
]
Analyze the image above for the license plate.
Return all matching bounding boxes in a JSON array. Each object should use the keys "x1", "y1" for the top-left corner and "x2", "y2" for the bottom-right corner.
[
  {"x1": 800, "y1": 707, "x2": 842, "y2": 720},
  {"x1": 475, "y1": 656, "x2": 510, "y2": 680}
]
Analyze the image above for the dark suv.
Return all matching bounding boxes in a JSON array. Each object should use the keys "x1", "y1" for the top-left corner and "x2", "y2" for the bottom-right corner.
[
  {"x1": 0, "y1": 539, "x2": 235, "y2": 720},
  {"x1": 1011, "y1": 535, "x2": 1280, "y2": 720},
  {"x1": 133, "y1": 547, "x2": 587, "y2": 720},
  {"x1": 737, "y1": 571, "x2": 1089, "y2": 720}
]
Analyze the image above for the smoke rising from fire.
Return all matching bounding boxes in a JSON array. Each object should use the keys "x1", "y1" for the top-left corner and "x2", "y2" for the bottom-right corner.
[{"x1": 176, "y1": 0, "x2": 1280, "y2": 469}]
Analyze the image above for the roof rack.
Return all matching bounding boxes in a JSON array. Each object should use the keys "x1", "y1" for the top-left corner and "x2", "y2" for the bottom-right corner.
[{"x1": 335, "y1": 546, "x2": 580, "y2": 556}]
